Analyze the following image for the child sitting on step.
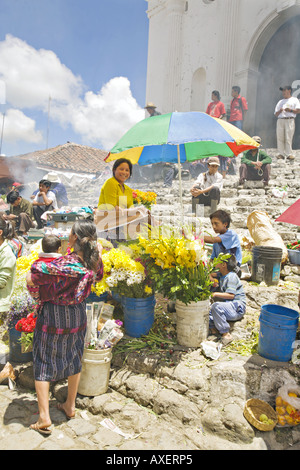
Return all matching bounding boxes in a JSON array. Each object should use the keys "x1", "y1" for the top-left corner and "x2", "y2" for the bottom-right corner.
[
  {"x1": 204, "y1": 209, "x2": 242, "y2": 269},
  {"x1": 209, "y1": 254, "x2": 246, "y2": 345}
]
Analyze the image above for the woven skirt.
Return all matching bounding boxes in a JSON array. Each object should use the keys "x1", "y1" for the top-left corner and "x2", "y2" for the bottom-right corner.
[{"x1": 33, "y1": 301, "x2": 87, "y2": 382}]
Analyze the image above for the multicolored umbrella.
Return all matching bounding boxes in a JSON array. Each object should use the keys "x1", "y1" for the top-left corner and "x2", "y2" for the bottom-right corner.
[
  {"x1": 106, "y1": 112, "x2": 259, "y2": 165},
  {"x1": 105, "y1": 112, "x2": 259, "y2": 214},
  {"x1": 275, "y1": 198, "x2": 300, "y2": 226}
]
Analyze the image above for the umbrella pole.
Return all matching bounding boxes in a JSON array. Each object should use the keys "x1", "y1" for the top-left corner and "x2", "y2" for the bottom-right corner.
[{"x1": 177, "y1": 144, "x2": 184, "y2": 222}]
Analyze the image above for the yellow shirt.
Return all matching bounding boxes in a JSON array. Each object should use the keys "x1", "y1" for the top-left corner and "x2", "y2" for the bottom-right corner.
[{"x1": 98, "y1": 177, "x2": 134, "y2": 210}]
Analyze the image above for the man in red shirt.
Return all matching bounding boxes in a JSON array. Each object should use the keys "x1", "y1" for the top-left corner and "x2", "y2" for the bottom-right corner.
[
  {"x1": 206, "y1": 91, "x2": 226, "y2": 119},
  {"x1": 229, "y1": 86, "x2": 248, "y2": 130}
]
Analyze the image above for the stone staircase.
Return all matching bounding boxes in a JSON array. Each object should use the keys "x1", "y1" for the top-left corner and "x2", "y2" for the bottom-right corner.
[{"x1": 67, "y1": 148, "x2": 300, "y2": 244}]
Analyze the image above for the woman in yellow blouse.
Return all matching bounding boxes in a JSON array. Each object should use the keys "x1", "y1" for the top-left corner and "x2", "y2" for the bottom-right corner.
[
  {"x1": 98, "y1": 158, "x2": 134, "y2": 211},
  {"x1": 96, "y1": 158, "x2": 147, "y2": 240}
]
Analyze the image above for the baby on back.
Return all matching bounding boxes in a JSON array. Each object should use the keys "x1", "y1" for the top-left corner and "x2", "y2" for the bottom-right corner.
[{"x1": 36, "y1": 235, "x2": 62, "y2": 262}]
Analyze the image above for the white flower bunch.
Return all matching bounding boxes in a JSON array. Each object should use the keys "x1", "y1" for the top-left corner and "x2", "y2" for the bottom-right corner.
[{"x1": 106, "y1": 268, "x2": 145, "y2": 288}]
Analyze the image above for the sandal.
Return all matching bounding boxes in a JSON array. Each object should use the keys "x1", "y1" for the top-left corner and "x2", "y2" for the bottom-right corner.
[
  {"x1": 57, "y1": 402, "x2": 75, "y2": 420},
  {"x1": 30, "y1": 422, "x2": 52, "y2": 435},
  {"x1": 222, "y1": 334, "x2": 234, "y2": 346}
]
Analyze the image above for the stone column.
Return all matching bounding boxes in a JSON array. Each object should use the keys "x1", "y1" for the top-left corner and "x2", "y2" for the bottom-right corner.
[
  {"x1": 217, "y1": 0, "x2": 240, "y2": 111},
  {"x1": 163, "y1": 0, "x2": 186, "y2": 112}
]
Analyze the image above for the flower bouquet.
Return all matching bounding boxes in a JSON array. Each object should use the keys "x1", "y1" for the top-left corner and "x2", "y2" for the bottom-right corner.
[
  {"x1": 138, "y1": 230, "x2": 229, "y2": 305},
  {"x1": 15, "y1": 312, "x2": 37, "y2": 353},
  {"x1": 101, "y1": 246, "x2": 153, "y2": 298},
  {"x1": 6, "y1": 251, "x2": 39, "y2": 330},
  {"x1": 132, "y1": 189, "x2": 157, "y2": 210}
]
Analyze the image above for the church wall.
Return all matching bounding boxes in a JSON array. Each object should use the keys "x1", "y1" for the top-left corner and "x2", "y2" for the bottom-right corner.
[{"x1": 146, "y1": 0, "x2": 300, "y2": 143}]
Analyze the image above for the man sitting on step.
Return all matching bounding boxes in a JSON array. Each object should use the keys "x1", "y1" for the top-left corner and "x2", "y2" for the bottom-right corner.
[
  {"x1": 239, "y1": 136, "x2": 272, "y2": 187},
  {"x1": 190, "y1": 156, "x2": 223, "y2": 216}
]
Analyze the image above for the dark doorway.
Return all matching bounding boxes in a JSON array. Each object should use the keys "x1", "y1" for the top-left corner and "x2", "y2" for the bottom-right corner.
[{"x1": 255, "y1": 15, "x2": 300, "y2": 149}]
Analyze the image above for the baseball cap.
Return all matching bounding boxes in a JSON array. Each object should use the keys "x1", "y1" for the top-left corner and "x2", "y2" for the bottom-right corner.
[{"x1": 207, "y1": 156, "x2": 220, "y2": 166}]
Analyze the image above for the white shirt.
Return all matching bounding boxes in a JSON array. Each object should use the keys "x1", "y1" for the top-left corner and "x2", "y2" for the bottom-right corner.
[
  {"x1": 34, "y1": 190, "x2": 58, "y2": 210},
  {"x1": 274, "y1": 97, "x2": 300, "y2": 118},
  {"x1": 195, "y1": 171, "x2": 223, "y2": 191}
]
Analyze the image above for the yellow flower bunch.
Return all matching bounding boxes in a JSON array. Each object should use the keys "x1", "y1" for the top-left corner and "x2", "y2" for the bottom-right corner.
[
  {"x1": 138, "y1": 236, "x2": 197, "y2": 270},
  {"x1": 133, "y1": 189, "x2": 157, "y2": 210},
  {"x1": 16, "y1": 251, "x2": 39, "y2": 274},
  {"x1": 103, "y1": 248, "x2": 145, "y2": 274},
  {"x1": 91, "y1": 247, "x2": 145, "y2": 296}
]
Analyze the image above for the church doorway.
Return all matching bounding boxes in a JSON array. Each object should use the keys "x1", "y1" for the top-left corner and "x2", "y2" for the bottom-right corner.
[{"x1": 255, "y1": 15, "x2": 300, "y2": 149}]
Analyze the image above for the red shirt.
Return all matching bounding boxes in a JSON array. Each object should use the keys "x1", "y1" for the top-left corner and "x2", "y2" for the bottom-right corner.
[
  {"x1": 229, "y1": 96, "x2": 248, "y2": 122},
  {"x1": 206, "y1": 101, "x2": 226, "y2": 118}
]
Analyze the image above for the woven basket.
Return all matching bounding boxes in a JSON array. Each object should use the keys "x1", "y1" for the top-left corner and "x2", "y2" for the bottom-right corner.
[{"x1": 244, "y1": 398, "x2": 277, "y2": 431}]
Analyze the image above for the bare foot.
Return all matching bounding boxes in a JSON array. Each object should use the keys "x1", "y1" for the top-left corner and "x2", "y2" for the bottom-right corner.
[{"x1": 57, "y1": 402, "x2": 75, "y2": 420}]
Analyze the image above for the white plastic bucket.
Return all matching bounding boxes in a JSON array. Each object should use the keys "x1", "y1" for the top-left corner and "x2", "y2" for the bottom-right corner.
[
  {"x1": 176, "y1": 299, "x2": 210, "y2": 347},
  {"x1": 78, "y1": 347, "x2": 112, "y2": 396}
]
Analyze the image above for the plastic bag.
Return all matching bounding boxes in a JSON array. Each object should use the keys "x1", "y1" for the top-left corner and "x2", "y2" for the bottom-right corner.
[
  {"x1": 247, "y1": 210, "x2": 288, "y2": 262},
  {"x1": 201, "y1": 341, "x2": 222, "y2": 360},
  {"x1": 276, "y1": 384, "x2": 300, "y2": 426},
  {"x1": 271, "y1": 187, "x2": 288, "y2": 199}
]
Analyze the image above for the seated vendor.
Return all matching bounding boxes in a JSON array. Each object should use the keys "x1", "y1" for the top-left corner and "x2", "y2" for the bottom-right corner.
[
  {"x1": 97, "y1": 158, "x2": 146, "y2": 239},
  {"x1": 32, "y1": 179, "x2": 58, "y2": 229},
  {"x1": 239, "y1": 136, "x2": 272, "y2": 186},
  {"x1": 98, "y1": 158, "x2": 134, "y2": 211},
  {"x1": 190, "y1": 156, "x2": 223, "y2": 216},
  {"x1": 6, "y1": 190, "x2": 34, "y2": 236}
]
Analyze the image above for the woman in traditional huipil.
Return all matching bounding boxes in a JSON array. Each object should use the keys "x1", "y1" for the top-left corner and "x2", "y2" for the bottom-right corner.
[{"x1": 26, "y1": 220, "x2": 103, "y2": 435}]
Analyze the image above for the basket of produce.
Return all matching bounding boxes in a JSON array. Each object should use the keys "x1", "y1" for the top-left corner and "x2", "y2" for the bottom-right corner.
[
  {"x1": 276, "y1": 385, "x2": 300, "y2": 427},
  {"x1": 287, "y1": 241, "x2": 300, "y2": 265},
  {"x1": 244, "y1": 398, "x2": 277, "y2": 431}
]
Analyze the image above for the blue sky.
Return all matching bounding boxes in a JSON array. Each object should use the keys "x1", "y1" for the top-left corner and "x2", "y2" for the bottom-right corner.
[{"x1": 0, "y1": 0, "x2": 149, "y2": 156}]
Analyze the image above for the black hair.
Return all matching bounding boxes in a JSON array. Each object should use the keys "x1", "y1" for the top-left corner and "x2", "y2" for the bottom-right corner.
[
  {"x1": 232, "y1": 86, "x2": 241, "y2": 94},
  {"x1": 112, "y1": 158, "x2": 133, "y2": 177},
  {"x1": 212, "y1": 90, "x2": 221, "y2": 100},
  {"x1": 210, "y1": 209, "x2": 231, "y2": 228},
  {"x1": 71, "y1": 220, "x2": 99, "y2": 272},
  {"x1": 42, "y1": 234, "x2": 61, "y2": 253},
  {"x1": 225, "y1": 254, "x2": 237, "y2": 272},
  {"x1": 6, "y1": 190, "x2": 20, "y2": 204},
  {"x1": 39, "y1": 179, "x2": 51, "y2": 188},
  {"x1": 0, "y1": 215, "x2": 15, "y2": 241}
]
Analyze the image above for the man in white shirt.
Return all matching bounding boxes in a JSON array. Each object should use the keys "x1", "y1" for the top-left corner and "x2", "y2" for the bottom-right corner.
[
  {"x1": 274, "y1": 86, "x2": 300, "y2": 160},
  {"x1": 32, "y1": 179, "x2": 58, "y2": 228},
  {"x1": 190, "y1": 156, "x2": 223, "y2": 215}
]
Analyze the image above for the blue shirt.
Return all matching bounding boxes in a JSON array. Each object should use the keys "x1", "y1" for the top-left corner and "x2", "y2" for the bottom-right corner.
[
  {"x1": 219, "y1": 272, "x2": 246, "y2": 305},
  {"x1": 211, "y1": 229, "x2": 242, "y2": 266}
]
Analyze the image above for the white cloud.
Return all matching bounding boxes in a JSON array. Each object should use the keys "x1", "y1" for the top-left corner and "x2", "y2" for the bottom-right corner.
[
  {"x1": 0, "y1": 109, "x2": 43, "y2": 143},
  {"x1": 52, "y1": 77, "x2": 145, "y2": 150},
  {"x1": 0, "y1": 34, "x2": 83, "y2": 109},
  {"x1": 0, "y1": 34, "x2": 144, "y2": 150}
]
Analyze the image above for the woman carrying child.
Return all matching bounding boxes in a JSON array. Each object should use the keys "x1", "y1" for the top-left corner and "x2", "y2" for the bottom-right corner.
[{"x1": 26, "y1": 220, "x2": 103, "y2": 435}]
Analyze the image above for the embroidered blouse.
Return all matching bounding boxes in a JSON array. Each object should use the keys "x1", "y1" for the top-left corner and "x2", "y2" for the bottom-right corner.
[{"x1": 28, "y1": 253, "x2": 103, "y2": 305}]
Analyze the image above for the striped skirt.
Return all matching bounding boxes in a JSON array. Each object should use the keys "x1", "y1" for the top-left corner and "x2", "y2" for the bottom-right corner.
[{"x1": 33, "y1": 301, "x2": 87, "y2": 382}]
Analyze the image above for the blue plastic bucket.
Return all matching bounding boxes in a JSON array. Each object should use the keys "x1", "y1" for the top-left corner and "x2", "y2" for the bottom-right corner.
[
  {"x1": 9, "y1": 328, "x2": 33, "y2": 363},
  {"x1": 122, "y1": 295, "x2": 156, "y2": 338},
  {"x1": 258, "y1": 304, "x2": 299, "y2": 362},
  {"x1": 86, "y1": 291, "x2": 108, "y2": 303},
  {"x1": 288, "y1": 249, "x2": 300, "y2": 266},
  {"x1": 111, "y1": 290, "x2": 123, "y2": 304}
]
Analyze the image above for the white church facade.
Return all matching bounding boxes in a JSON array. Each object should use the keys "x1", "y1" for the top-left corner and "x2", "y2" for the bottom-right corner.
[{"x1": 145, "y1": 0, "x2": 300, "y2": 148}]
